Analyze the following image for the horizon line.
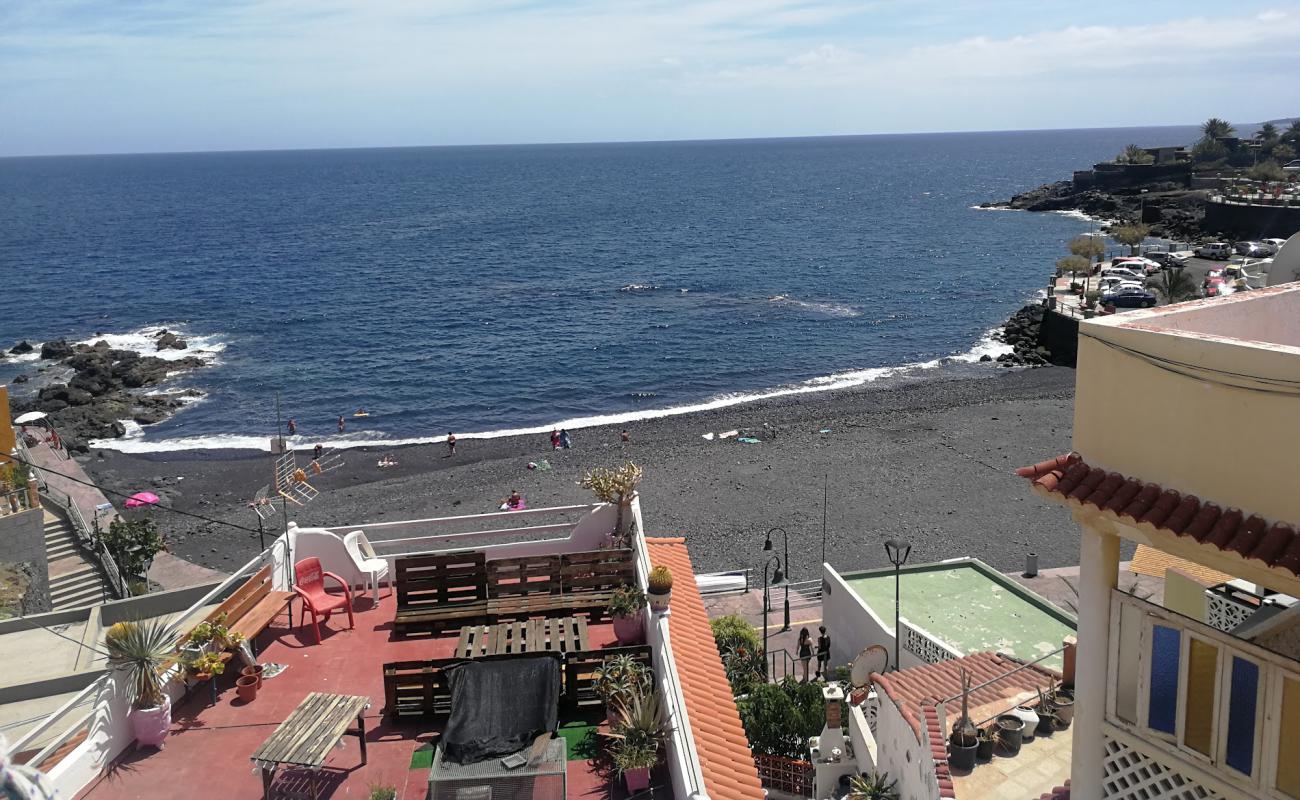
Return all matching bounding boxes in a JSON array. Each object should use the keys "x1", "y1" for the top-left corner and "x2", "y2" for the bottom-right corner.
[{"x1": 0, "y1": 120, "x2": 1214, "y2": 160}]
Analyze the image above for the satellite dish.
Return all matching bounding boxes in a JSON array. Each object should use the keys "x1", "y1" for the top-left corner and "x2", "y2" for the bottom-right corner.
[{"x1": 850, "y1": 645, "x2": 890, "y2": 687}]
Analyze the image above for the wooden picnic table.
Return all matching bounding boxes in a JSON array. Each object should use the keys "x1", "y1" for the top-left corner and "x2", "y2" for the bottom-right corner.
[
  {"x1": 250, "y1": 692, "x2": 370, "y2": 800},
  {"x1": 456, "y1": 615, "x2": 590, "y2": 658}
]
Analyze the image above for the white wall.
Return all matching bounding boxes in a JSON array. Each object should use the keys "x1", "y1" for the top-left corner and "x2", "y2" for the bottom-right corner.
[
  {"x1": 872, "y1": 696, "x2": 939, "y2": 800},
  {"x1": 822, "y1": 565, "x2": 929, "y2": 673}
]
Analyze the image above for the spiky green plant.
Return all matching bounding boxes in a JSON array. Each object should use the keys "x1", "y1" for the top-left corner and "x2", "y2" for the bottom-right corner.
[
  {"x1": 849, "y1": 771, "x2": 900, "y2": 800},
  {"x1": 608, "y1": 687, "x2": 672, "y2": 754},
  {"x1": 104, "y1": 618, "x2": 173, "y2": 710}
]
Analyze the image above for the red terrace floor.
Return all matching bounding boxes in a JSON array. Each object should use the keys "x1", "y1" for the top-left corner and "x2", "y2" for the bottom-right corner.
[{"x1": 77, "y1": 591, "x2": 627, "y2": 800}]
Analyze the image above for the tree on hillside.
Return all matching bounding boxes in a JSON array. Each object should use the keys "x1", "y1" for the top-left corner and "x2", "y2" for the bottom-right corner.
[
  {"x1": 1257, "y1": 122, "x2": 1279, "y2": 142},
  {"x1": 1201, "y1": 118, "x2": 1235, "y2": 140},
  {"x1": 1283, "y1": 121, "x2": 1300, "y2": 145},
  {"x1": 1153, "y1": 267, "x2": 1200, "y2": 304},
  {"x1": 102, "y1": 518, "x2": 167, "y2": 586},
  {"x1": 1068, "y1": 234, "x2": 1106, "y2": 294},
  {"x1": 1056, "y1": 255, "x2": 1089, "y2": 279},
  {"x1": 1191, "y1": 137, "x2": 1229, "y2": 164},
  {"x1": 1116, "y1": 144, "x2": 1154, "y2": 165},
  {"x1": 1111, "y1": 223, "x2": 1151, "y2": 256},
  {"x1": 1273, "y1": 143, "x2": 1297, "y2": 163}
]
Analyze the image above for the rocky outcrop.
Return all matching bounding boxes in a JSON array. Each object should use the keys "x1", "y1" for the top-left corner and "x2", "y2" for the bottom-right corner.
[
  {"x1": 154, "y1": 330, "x2": 187, "y2": 351},
  {"x1": 9, "y1": 341, "x2": 34, "y2": 355},
  {"x1": 11, "y1": 340, "x2": 206, "y2": 451},
  {"x1": 988, "y1": 304, "x2": 1063, "y2": 368},
  {"x1": 983, "y1": 181, "x2": 1207, "y2": 241}
]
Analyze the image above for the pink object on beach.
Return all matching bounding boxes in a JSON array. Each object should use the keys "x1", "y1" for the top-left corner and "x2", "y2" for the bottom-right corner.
[{"x1": 124, "y1": 491, "x2": 160, "y2": 508}]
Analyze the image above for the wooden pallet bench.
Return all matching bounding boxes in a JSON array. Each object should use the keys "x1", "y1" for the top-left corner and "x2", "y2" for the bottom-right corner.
[{"x1": 392, "y1": 552, "x2": 489, "y2": 637}]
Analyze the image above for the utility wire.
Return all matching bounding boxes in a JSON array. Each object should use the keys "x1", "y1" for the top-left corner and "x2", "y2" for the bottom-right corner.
[
  {"x1": 8, "y1": 452, "x2": 264, "y2": 536},
  {"x1": 1079, "y1": 332, "x2": 1300, "y2": 397}
]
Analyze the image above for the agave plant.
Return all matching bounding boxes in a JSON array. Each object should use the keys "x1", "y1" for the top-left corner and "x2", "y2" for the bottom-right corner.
[
  {"x1": 848, "y1": 770, "x2": 899, "y2": 800},
  {"x1": 607, "y1": 687, "x2": 672, "y2": 754},
  {"x1": 104, "y1": 618, "x2": 174, "y2": 710},
  {"x1": 593, "y1": 654, "x2": 652, "y2": 708}
]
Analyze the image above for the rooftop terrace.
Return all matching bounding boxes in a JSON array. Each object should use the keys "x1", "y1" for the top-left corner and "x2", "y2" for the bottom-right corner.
[{"x1": 841, "y1": 559, "x2": 1076, "y2": 670}]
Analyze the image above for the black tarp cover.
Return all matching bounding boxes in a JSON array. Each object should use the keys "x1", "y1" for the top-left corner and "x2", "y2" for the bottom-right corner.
[{"x1": 442, "y1": 655, "x2": 561, "y2": 764}]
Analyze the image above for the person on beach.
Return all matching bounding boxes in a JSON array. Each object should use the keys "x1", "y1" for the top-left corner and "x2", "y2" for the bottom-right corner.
[
  {"x1": 550, "y1": 429, "x2": 561, "y2": 450},
  {"x1": 797, "y1": 627, "x2": 813, "y2": 682},
  {"x1": 313, "y1": 443, "x2": 323, "y2": 461},
  {"x1": 337, "y1": 415, "x2": 345, "y2": 434},
  {"x1": 502, "y1": 490, "x2": 523, "y2": 509},
  {"x1": 287, "y1": 418, "x2": 297, "y2": 436},
  {"x1": 620, "y1": 429, "x2": 630, "y2": 443},
  {"x1": 446, "y1": 432, "x2": 456, "y2": 456},
  {"x1": 816, "y1": 625, "x2": 831, "y2": 680},
  {"x1": 559, "y1": 429, "x2": 572, "y2": 449}
]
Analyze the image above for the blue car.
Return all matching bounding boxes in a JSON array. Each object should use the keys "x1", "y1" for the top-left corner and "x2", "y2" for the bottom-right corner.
[{"x1": 1101, "y1": 286, "x2": 1157, "y2": 308}]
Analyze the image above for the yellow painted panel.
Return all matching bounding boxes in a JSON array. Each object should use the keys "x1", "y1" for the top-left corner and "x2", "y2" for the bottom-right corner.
[
  {"x1": 1278, "y1": 677, "x2": 1300, "y2": 798},
  {"x1": 1182, "y1": 638, "x2": 1217, "y2": 756}
]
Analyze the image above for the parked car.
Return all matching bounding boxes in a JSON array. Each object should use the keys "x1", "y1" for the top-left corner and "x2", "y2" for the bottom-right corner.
[
  {"x1": 1234, "y1": 241, "x2": 1270, "y2": 257},
  {"x1": 1260, "y1": 239, "x2": 1288, "y2": 255},
  {"x1": 1284, "y1": 160, "x2": 1300, "y2": 173},
  {"x1": 1113, "y1": 256, "x2": 1163, "y2": 274},
  {"x1": 1098, "y1": 277, "x2": 1146, "y2": 294},
  {"x1": 1148, "y1": 251, "x2": 1192, "y2": 269},
  {"x1": 1098, "y1": 266, "x2": 1146, "y2": 282},
  {"x1": 1195, "y1": 242, "x2": 1233, "y2": 259},
  {"x1": 1101, "y1": 286, "x2": 1158, "y2": 308},
  {"x1": 1204, "y1": 272, "x2": 1227, "y2": 297}
]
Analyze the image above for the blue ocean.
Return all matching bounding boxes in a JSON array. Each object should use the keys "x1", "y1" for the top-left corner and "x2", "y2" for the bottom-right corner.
[{"x1": 0, "y1": 126, "x2": 1197, "y2": 450}]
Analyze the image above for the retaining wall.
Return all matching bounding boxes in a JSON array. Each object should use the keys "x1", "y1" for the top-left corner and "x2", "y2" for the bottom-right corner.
[
  {"x1": 1203, "y1": 199, "x2": 1300, "y2": 239},
  {"x1": 0, "y1": 507, "x2": 50, "y2": 614},
  {"x1": 1037, "y1": 309, "x2": 1079, "y2": 368}
]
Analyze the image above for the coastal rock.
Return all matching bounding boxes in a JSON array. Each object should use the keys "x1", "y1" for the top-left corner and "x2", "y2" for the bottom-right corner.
[
  {"x1": 12, "y1": 374, "x2": 29, "y2": 384},
  {"x1": 9, "y1": 341, "x2": 34, "y2": 355},
  {"x1": 40, "y1": 339, "x2": 74, "y2": 360},
  {"x1": 155, "y1": 330, "x2": 187, "y2": 351}
]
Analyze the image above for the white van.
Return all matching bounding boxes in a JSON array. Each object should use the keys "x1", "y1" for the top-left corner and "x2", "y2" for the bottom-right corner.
[{"x1": 1195, "y1": 242, "x2": 1232, "y2": 259}]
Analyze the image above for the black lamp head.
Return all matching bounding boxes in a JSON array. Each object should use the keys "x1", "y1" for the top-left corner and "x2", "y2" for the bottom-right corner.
[
  {"x1": 763, "y1": 536, "x2": 773, "y2": 551},
  {"x1": 773, "y1": 565, "x2": 784, "y2": 584},
  {"x1": 884, "y1": 539, "x2": 912, "y2": 567}
]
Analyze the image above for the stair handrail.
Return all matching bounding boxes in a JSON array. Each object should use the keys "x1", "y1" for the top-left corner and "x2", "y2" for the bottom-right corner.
[{"x1": 38, "y1": 487, "x2": 127, "y2": 600}]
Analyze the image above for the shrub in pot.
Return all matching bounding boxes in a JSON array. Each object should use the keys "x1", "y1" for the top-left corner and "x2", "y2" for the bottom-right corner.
[
  {"x1": 608, "y1": 687, "x2": 670, "y2": 793},
  {"x1": 104, "y1": 618, "x2": 175, "y2": 749},
  {"x1": 995, "y1": 714, "x2": 1024, "y2": 755},
  {"x1": 608, "y1": 585, "x2": 647, "y2": 644},
  {"x1": 594, "y1": 654, "x2": 651, "y2": 725},
  {"x1": 1035, "y1": 690, "x2": 1061, "y2": 736},
  {"x1": 947, "y1": 669, "x2": 978, "y2": 770},
  {"x1": 975, "y1": 728, "x2": 995, "y2": 761},
  {"x1": 647, "y1": 566, "x2": 673, "y2": 612},
  {"x1": 1050, "y1": 685, "x2": 1075, "y2": 727},
  {"x1": 580, "y1": 461, "x2": 643, "y2": 545}
]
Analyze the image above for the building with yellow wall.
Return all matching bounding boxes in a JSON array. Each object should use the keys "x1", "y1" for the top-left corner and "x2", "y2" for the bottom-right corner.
[{"x1": 1019, "y1": 283, "x2": 1300, "y2": 800}]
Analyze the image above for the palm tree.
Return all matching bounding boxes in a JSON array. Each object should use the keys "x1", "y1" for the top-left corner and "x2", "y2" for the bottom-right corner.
[
  {"x1": 1283, "y1": 121, "x2": 1300, "y2": 145},
  {"x1": 1153, "y1": 267, "x2": 1199, "y2": 304},
  {"x1": 1258, "y1": 122, "x2": 1279, "y2": 142},
  {"x1": 1118, "y1": 144, "x2": 1153, "y2": 165},
  {"x1": 1201, "y1": 118, "x2": 1235, "y2": 141},
  {"x1": 1110, "y1": 223, "x2": 1150, "y2": 256}
]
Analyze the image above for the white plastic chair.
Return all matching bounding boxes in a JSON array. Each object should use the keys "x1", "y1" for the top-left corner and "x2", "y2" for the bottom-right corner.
[{"x1": 343, "y1": 530, "x2": 390, "y2": 603}]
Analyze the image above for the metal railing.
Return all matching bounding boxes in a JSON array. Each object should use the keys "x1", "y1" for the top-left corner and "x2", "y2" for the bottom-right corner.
[
  {"x1": 36, "y1": 482, "x2": 127, "y2": 601},
  {"x1": 766, "y1": 647, "x2": 797, "y2": 683}
]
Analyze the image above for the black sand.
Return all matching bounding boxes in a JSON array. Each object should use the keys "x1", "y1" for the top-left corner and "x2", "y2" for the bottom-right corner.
[{"x1": 82, "y1": 365, "x2": 1087, "y2": 580}]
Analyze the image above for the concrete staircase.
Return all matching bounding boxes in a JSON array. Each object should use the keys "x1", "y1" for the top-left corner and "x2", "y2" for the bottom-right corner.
[{"x1": 43, "y1": 509, "x2": 110, "y2": 610}]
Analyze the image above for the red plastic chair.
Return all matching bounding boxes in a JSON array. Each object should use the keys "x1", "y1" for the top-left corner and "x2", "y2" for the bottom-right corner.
[{"x1": 293, "y1": 557, "x2": 354, "y2": 644}]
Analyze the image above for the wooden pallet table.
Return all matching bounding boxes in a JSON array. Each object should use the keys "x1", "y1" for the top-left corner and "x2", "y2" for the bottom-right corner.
[
  {"x1": 455, "y1": 616, "x2": 590, "y2": 658},
  {"x1": 250, "y1": 692, "x2": 370, "y2": 800}
]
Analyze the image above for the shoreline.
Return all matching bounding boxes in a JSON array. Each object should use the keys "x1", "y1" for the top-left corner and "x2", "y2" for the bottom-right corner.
[{"x1": 82, "y1": 363, "x2": 1096, "y2": 580}]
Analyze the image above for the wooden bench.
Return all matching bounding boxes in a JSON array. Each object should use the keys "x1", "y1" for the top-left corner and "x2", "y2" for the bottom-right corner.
[
  {"x1": 563, "y1": 645, "x2": 653, "y2": 709},
  {"x1": 485, "y1": 549, "x2": 635, "y2": 622},
  {"x1": 179, "y1": 563, "x2": 294, "y2": 656},
  {"x1": 558, "y1": 549, "x2": 635, "y2": 619},
  {"x1": 392, "y1": 552, "x2": 489, "y2": 637}
]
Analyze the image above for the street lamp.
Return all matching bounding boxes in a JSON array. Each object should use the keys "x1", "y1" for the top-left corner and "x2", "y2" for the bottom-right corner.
[
  {"x1": 763, "y1": 526, "x2": 791, "y2": 632},
  {"x1": 884, "y1": 539, "x2": 912, "y2": 671},
  {"x1": 761, "y1": 554, "x2": 784, "y2": 680}
]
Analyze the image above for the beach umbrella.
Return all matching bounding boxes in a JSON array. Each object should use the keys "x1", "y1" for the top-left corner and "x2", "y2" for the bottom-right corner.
[
  {"x1": 12, "y1": 412, "x2": 47, "y2": 425},
  {"x1": 124, "y1": 491, "x2": 160, "y2": 509}
]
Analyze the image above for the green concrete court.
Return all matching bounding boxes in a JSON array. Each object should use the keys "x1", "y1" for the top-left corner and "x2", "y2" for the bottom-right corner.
[{"x1": 844, "y1": 560, "x2": 1075, "y2": 670}]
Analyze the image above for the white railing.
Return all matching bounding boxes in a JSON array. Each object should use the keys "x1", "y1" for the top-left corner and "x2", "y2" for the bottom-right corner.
[
  {"x1": 7, "y1": 677, "x2": 106, "y2": 763},
  {"x1": 900, "y1": 617, "x2": 963, "y2": 665}
]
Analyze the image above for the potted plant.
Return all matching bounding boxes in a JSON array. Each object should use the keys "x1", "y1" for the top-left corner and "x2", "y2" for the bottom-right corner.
[
  {"x1": 975, "y1": 727, "x2": 996, "y2": 761},
  {"x1": 1034, "y1": 689, "x2": 1061, "y2": 736},
  {"x1": 646, "y1": 566, "x2": 673, "y2": 612},
  {"x1": 104, "y1": 618, "x2": 174, "y2": 749},
  {"x1": 580, "y1": 462, "x2": 643, "y2": 545},
  {"x1": 1012, "y1": 700, "x2": 1039, "y2": 742},
  {"x1": 995, "y1": 714, "x2": 1024, "y2": 755},
  {"x1": 947, "y1": 669, "x2": 978, "y2": 770},
  {"x1": 847, "y1": 771, "x2": 899, "y2": 800},
  {"x1": 1050, "y1": 683, "x2": 1075, "y2": 727},
  {"x1": 608, "y1": 584, "x2": 647, "y2": 644},
  {"x1": 608, "y1": 688, "x2": 670, "y2": 793},
  {"x1": 186, "y1": 652, "x2": 226, "y2": 679},
  {"x1": 594, "y1": 654, "x2": 651, "y2": 724}
]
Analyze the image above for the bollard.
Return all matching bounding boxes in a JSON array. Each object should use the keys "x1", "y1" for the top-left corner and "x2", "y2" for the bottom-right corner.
[{"x1": 1024, "y1": 552, "x2": 1039, "y2": 578}]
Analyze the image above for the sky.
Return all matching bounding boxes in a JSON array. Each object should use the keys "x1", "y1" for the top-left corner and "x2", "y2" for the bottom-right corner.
[{"x1": 1, "y1": 0, "x2": 1299, "y2": 156}]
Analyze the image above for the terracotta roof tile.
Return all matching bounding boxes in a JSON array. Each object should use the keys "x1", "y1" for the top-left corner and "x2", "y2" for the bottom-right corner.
[
  {"x1": 1018, "y1": 453, "x2": 1300, "y2": 579},
  {"x1": 1039, "y1": 781, "x2": 1071, "y2": 800},
  {"x1": 921, "y1": 705, "x2": 956, "y2": 798},
  {"x1": 646, "y1": 537, "x2": 765, "y2": 800}
]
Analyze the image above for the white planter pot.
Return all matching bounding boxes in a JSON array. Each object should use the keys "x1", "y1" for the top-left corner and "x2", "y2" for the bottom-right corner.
[
  {"x1": 1013, "y1": 706, "x2": 1039, "y2": 741},
  {"x1": 647, "y1": 590, "x2": 672, "y2": 612}
]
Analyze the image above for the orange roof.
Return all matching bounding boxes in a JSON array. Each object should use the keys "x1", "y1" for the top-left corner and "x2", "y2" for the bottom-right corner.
[{"x1": 646, "y1": 537, "x2": 765, "y2": 800}]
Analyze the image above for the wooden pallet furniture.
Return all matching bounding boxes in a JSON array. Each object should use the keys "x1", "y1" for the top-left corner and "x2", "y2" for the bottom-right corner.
[
  {"x1": 392, "y1": 552, "x2": 489, "y2": 636},
  {"x1": 455, "y1": 616, "x2": 590, "y2": 658},
  {"x1": 485, "y1": 549, "x2": 635, "y2": 622},
  {"x1": 250, "y1": 692, "x2": 369, "y2": 800},
  {"x1": 382, "y1": 652, "x2": 564, "y2": 719}
]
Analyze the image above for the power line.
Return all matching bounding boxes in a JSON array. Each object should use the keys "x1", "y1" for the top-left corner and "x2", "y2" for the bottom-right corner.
[
  {"x1": 8, "y1": 452, "x2": 264, "y2": 536},
  {"x1": 1079, "y1": 332, "x2": 1300, "y2": 397}
]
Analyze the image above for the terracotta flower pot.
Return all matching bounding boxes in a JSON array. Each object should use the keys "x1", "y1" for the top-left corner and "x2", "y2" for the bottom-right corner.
[
  {"x1": 236, "y1": 675, "x2": 259, "y2": 702},
  {"x1": 242, "y1": 664, "x2": 264, "y2": 689},
  {"x1": 130, "y1": 696, "x2": 172, "y2": 749}
]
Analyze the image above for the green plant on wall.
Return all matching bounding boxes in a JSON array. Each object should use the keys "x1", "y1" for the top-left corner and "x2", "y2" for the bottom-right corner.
[
  {"x1": 710, "y1": 615, "x2": 765, "y2": 695},
  {"x1": 736, "y1": 678, "x2": 825, "y2": 760}
]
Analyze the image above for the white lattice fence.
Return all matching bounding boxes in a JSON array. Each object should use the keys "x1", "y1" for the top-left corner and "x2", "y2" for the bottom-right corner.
[
  {"x1": 900, "y1": 618, "x2": 962, "y2": 665},
  {"x1": 1102, "y1": 736, "x2": 1222, "y2": 800},
  {"x1": 1205, "y1": 591, "x2": 1254, "y2": 632}
]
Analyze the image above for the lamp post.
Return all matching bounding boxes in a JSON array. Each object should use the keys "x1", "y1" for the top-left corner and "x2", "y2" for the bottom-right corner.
[
  {"x1": 761, "y1": 554, "x2": 784, "y2": 680},
  {"x1": 763, "y1": 527, "x2": 791, "y2": 632},
  {"x1": 884, "y1": 539, "x2": 912, "y2": 671}
]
